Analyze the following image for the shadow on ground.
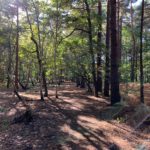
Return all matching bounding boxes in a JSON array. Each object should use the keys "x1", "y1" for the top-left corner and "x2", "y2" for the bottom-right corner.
[{"x1": 0, "y1": 83, "x2": 149, "y2": 150}]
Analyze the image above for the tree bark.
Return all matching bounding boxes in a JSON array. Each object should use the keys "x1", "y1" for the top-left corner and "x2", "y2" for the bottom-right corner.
[
  {"x1": 31, "y1": 37, "x2": 44, "y2": 100},
  {"x1": 130, "y1": 1, "x2": 136, "y2": 82},
  {"x1": 110, "y1": 0, "x2": 121, "y2": 105},
  {"x1": 42, "y1": 70, "x2": 48, "y2": 97},
  {"x1": 15, "y1": 1, "x2": 19, "y2": 90},
  {"x1": 117, "y1": 0, "x2": 122, "y2": 82},
  {"x1": 76, "y1": 77, "x2": 80, "y2": 87},
  {"x1": 97, "y1": 0, "x2": 103, "y2": 93},
  {"x1": 117, "y1": 0, "x2": 122, "y2": 65},
  {"x1": 7, "y1": 24, "x2": 13, "y2": 89},
  {"x1": 24, "y1": 4, "x2": 44, "y2": 100},
  {"x1": 80, "y1": 76, "x2": 85, "y2": 88},
  {"x1": 140, "y1": 0, "x2": 144, "y2": 103},
  {"x1": 104, "y1": 0, "x2": 110, "y2": 97},
  {"x1": 84, "y1": 0, "x2": 98, "y2": 97}
]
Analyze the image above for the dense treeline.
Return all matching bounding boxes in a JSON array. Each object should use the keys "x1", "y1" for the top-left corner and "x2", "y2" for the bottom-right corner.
[{"x1": 0, "y1": 0, "x2": 149, "y2": 105}]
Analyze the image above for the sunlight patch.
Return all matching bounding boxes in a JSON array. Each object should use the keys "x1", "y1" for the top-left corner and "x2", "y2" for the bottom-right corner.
[
  {"x1": 86, "y1": 96, "x2": 110, "y2": 104},
  {"x1": 7, "y1": 108, "x2": 17, "y2": 116},
  {"x1": 60, "y1": 123, "x2": 85, "y2": 141},
  {"x1": 77, "y1": 115, "x2": 109, "y2": 130}
]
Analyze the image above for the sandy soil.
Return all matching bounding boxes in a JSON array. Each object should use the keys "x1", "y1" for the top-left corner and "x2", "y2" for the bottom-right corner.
[{"x1": 0, "y1": 82, "x2": 149, "y2": 150}]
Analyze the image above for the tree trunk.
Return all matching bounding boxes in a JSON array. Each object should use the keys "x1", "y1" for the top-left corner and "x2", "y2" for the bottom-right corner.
[
  {"x1": 84, "y1": 0, "x2": 98, "y2": 97},
  {"x1": 54, "y1": 0, "x2": 59, "y2": 99},
  {"x1": 130, "y1": 1, "x2": 136, "y2": 82},
  {"x1": 140, "y1": 0, "x2": 144, "y2": 103},
  {"x1": 117, "y1": 0, "x2": 122, "y2": 65},
  {"x1": 97, "y1": 0, "x2": 103, "y2": 93},
  {"x1": 24, "y1": 4, "x2": 44, "y2": 100},
  {"x1": 117, "y1": 0, "x2": 122, "y2": 81},
  {"x1": 110, "y1": 0, "x2": 121, "y2": 105},
  {"x1": 7, "y1": 28, "x2": 12, "y2": 89},
  {"x1": 31, "y1": 37, "x2": 44, "y2": 100},
  {"x1": 42, "y1": 70, "x2": 48, "y2": 97},
  {"x1": 76, "y1": 77, "x2": 80, "y2": 87},
  {"x1": 15, "y1": 1, "x2": 19, "y2": 90},
  {"x1": 104, "y1": 0, "x2": 110, "y2": 97},
  {"x1": 80, "y1": 76, "x2": 85, "y2": 88}
]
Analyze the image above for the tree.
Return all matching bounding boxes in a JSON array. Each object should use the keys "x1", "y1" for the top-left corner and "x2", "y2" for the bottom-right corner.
[
  {"x1": 23, "y1": 0, "x2": 44, "y2": 100},
  {"x1": 104, "y1": 0, "x2": 110, "y2": 97},
  {"x1": 97, "y1": 0, "x2": 103, "y2": 93},
  {"x1": 110, "y1": 0, "x2": 121, "y2": 105},
  {"x1": 140, "y1": 0, "x2": 144, "y2": 103},
  {"x1": 84, "y1": 0, "x2": 98, "y2": 97},
  {"x1": 130, "y1": 0, "x2": 136, "y2": 82},
  {"x1": 54, "y1": 0, "x2": 59, "y2": 98},
  {"x1": 15, "y1": 0, "x2": 19, "y2": 90},
  {"x1": 6, "y1": 22, "x2": 13, "y2": 88}
]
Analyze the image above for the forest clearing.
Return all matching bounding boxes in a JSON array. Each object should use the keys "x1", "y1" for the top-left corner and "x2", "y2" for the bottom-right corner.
[{"x1": 0, "y1": 0, "x2": 150, "y2": 149}]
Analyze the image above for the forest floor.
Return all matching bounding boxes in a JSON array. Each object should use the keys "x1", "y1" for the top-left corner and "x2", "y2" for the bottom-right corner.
[{"x1": 0, "y1": 82, "x2": 150, "y2": 150}]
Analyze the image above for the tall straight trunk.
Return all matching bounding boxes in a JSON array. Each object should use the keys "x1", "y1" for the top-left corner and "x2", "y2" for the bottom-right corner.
[
  {"x1": 140, "y1": 0, "x2": 144, "y2": 103},
  {"x1": 110, "y1": 0, "x2": 121, "y2": 105},
  {"x1": 15, "y1": 1, "x2": 19, "y2": 90},
  {"x1": 130, "y1": 1, "x2": 136, "y2": 82},
  {"x1": 104, "y1": 0, "x2": 110, "y2": 97},
  {"x1": 54, "y1": 0, "x2": 59, "y2": 99},
  {"x1": 84, "y1": 0, "x2": 98, "y2": 97},
  {"x1": 7, "y1": 23, "x2": 13, "y2": 88},
  {"x1": 97, "y1": 0, "x2": 102, "y2": 92},
  {"x1": 116, "y1": 0, "x2": 122, "y2": 84},
  {"x1": 41, "y1": 42, "x2": 48, "y2": 96},
  {"x1": 117, "y1": 0, "x2": 121, "y2": 64},
  {"x1": 7, "y1": 48, "x2": 12, "y2": 88}
]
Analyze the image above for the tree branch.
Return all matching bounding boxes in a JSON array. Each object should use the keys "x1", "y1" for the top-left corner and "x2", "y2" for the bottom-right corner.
[{"x1": 58, "y1": 27, "x2": 89, "y2": 45}]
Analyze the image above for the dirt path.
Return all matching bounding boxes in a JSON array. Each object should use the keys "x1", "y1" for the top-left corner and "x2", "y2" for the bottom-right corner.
[{"x1": 0, "y1": 83, "x2": 149, "y2": 150}]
